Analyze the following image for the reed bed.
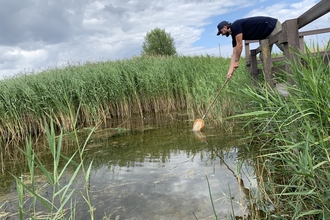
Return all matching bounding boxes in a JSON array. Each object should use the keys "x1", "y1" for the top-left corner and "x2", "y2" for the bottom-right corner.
[
  {"x1": 0, "y1": 55, "x2": 249, "y2": 143},
  {"x1": 233, "y1": 43, "x2": 330, "y2": 219},
  {"x1": 2, "y1": 43, "x2": 330, "y2": 218},
  {"x1": 2, "y1": 42, "x2": 330, "y2": 219},
  {"x1": 2, "y1": 119, "x2": 95, "y2": 219}
]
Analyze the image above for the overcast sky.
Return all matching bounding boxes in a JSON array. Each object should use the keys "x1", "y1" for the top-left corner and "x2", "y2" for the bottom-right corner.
[{"x1": 0, "y1": 0, "x2": 329, "y2": 79}]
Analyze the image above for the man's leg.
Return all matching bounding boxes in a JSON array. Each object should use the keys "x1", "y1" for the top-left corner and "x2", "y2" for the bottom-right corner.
[
  {"x1": 260, "y1": 20, "x2": 283, "y2": 61},
  {"x1": 268, "y1": 20, "x2": 284, "y2": 52}
]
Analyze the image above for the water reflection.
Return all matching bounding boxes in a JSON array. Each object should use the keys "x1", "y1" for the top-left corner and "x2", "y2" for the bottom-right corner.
[{"x1": 0, "y1": 116, "x2": 256, "y2": 219}]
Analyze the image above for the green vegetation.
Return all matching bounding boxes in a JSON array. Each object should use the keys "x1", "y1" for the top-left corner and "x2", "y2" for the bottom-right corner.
[
  {"x1": 7, "y1": 119, "x2": 95, "y2": 219},
  {"x1": 1, "y1": 41, "x2": 330, "y2": 219},
  {"x1": 142, "y1": 28, "x2": 177, "y2": 56},
  {"x1": 229, "y1": 44, "x2": 330, "y2": 219},
  {"x1": 0, "y1": 54, "x2": 249, "y2": 219},
  {"x1": 0, "y1": 55, "x2": 248, "y2": 143}
]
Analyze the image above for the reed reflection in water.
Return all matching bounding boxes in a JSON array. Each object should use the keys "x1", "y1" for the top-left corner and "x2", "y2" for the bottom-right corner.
[{"x1": 0, "y1": 115, "x2": 256, "y2": 219}]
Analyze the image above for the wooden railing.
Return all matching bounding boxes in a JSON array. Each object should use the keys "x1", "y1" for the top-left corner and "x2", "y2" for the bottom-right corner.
[{"x1": 244, "y1": 0, "x2": 330, "y2": 88}]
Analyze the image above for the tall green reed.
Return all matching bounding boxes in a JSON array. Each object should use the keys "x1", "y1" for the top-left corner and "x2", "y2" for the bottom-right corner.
[
  {"x1": 232, "y1": 43, "x2": 330, "y2": 218},
  {"x1": 10, "y1": 118, "x2": 95, "y2": 219},
  {"x1": 206, "y1": 175, "x2": 218, "y2": 220},
  {"x1": 0, "y1": 55, "x2": 249, "y2": 143}
]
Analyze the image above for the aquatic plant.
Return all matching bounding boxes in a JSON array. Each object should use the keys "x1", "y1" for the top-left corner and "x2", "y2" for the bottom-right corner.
[
  {"x1": 5, "y1": 119, "x2": 95, "y2": 219},
  {"x1": 233, "y1": 43, "x2": 330, "y2": 218},
  {"x1": 0, "y1": 55, "x2": 249, "y2": 143}
]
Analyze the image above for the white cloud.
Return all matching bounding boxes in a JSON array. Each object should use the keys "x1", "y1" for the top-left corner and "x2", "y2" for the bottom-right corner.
[
  {"x1": 0, "y1": 0, "x2": 328, "y2": 79},
  {"x1": 246, "y1": 0, "x2": 318, "y2": 22},
  {"x1": 245, "y1": 0, "x2": 330, "y2": 51}
]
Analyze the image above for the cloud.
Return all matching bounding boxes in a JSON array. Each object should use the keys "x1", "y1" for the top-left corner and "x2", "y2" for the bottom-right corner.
[
  {"x1": 0, "y1": 0, "x2": 231, "y2": 78},
  {"x1": 0, "y1": 1, "x2": 80, "y2": 47},
  {"x1": 0, "y1": 0, "x2": 328, "y2": 79},
  {"x1": 245, "y1": 0, "x2": 330, "y2": 30},
  {"x1": 245, "y1": 0, "x2": 318, "y2": 22},
  {"x1": 245, "y1": 0, "x2": 330, "y2": 50}
]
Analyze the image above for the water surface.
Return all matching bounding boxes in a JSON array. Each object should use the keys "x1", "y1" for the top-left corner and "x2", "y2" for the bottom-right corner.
[{"x1": 0, "y1": 115, "x2": 256, "y2": 219}]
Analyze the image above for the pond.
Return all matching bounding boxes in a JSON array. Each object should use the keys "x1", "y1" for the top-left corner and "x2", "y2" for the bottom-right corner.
[{"x1": 0, "y1": 114, "x2": 256, "y2": 219}]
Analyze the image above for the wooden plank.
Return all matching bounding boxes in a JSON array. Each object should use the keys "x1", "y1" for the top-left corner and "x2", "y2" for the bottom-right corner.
[
  {"x1": 256, "y1": 56, "x2": 285, "y2": 64},
  {"x1": 299, "y1": 28, "x2": 330, "y2": 37},
  {"x1": 245, "y1": 40, "x2": 258, "y2": 44},
  {"x1": 255, "y1": 46, "x2": 262, "y2": 54},
  {"x1": 272, "y1": 65, "x2": 286, "y2": 74},
  {"x1": 297, "y1": 0, "x2": 330, "y2": 29},
  {"x1": 271, "y1": 57, "x2": 285, "y2": 62},
  {"x1": 268, "y1": 31, "x2": 282, "y2": 45}
]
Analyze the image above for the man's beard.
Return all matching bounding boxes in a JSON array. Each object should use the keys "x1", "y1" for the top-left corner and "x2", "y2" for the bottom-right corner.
[{"x1": 225, "y1": 31, "x2": 230, "y2": 37}]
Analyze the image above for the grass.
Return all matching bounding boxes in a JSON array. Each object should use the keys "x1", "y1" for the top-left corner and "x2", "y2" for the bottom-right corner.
[
  {"x1": 0, "y1": 55, "x2": 249, "y2": 144},
  {"x1": 229, "y1": 43, "x2": 330, "y2": 219},
  {"x1": 5, "y1": 118, "x2": 95, "y2": 219},
  {"x1": 206, "y1": 175, "x2": 218, "y2": 220},
  {"x1": 0, "y1": 54, "x2": 250, "y2": 218},
  {"x1": 1, "y1": 41, "x2": 330, "y2": 219}
]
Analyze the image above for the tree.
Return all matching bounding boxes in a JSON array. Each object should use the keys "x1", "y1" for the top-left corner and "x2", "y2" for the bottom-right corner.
[{"x1": 142, "y1": 28, "x2": 177, "y2": 56}]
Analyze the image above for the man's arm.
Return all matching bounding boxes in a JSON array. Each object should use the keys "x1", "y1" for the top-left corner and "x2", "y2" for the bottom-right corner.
[
  {"x1": 234, "y1": 33, "x2": 243, "y2": 61},
  {"x1": 227, "y1": 33, "x2": 243, "y2": 79}
]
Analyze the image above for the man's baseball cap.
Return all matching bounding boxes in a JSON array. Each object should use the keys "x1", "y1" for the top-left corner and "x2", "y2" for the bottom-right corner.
[{"x1": 217, "y1": 21, "x2": 229, "y2": 35}]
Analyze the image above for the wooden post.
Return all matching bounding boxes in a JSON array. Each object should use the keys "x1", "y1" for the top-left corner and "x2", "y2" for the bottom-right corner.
[
  {"x1": 279, "y1": 19, "x2": 300, "y2": 85},
  {"x1": 260, "y1": 39, "x2": 274, "y2": 88},
  {"x1": 299, "y1": 36, "x2": 305, "y2": 53},
  {"x1": 245, "y1": 41, "x2": 251, "y2": 75},
  {"x1": 250, "y1": 49, "x2": 259, "y2": 86}
]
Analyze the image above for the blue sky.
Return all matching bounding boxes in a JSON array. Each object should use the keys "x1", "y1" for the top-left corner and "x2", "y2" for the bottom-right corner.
[
  {"x1": 0, "y1": 0, "x2": 329, "y2": 79},
  {"x1": 197, "y1": 0, "x2": 329, "y2": 54}
]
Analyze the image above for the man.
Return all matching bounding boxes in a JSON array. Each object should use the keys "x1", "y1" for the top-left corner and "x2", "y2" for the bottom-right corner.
[{"x1": 217, "y1": 16, "x2": 283, "y2": 79}]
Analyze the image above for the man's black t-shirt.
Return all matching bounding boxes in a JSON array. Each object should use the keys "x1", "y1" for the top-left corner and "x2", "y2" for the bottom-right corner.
[{"x1": 231, "y1": 16, "x2": 277, "y2": 47}]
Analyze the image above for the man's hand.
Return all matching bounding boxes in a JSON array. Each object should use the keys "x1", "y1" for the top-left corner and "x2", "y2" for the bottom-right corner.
[
  {"x1": 227, "y1": 60, "x2": 239, "y2": 79},
  {"x1": 233, "y1": 60, "x2": 239, "y2": 70},
  {"x1": 227, "y1": 34, "x2": 242, "y2": 79},
  {"x1": 227, "y1": 71, "x2": 233, "y2": 79}
]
